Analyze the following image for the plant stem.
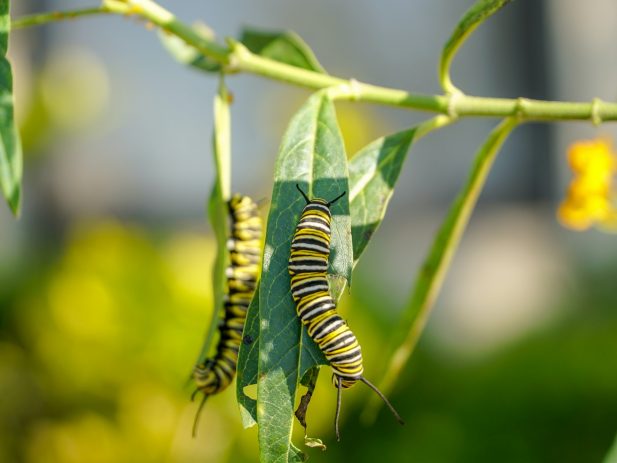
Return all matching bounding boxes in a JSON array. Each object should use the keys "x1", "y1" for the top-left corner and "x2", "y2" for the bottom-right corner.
[
  {"x1": 116, "y1": 0, "x2": 230, "y2": 63},
  {"x1": 12, "y1": 2, "x2": 617, "y2": 123},
  {"x1": 11, "y1": 4, "x2": 128, "y2": 29},
  {"x1": 362, "y1": 117, "x2": 519, "y2": 423},
  {"x1": 414, "y1": 114, "x2": 455, "y2": 139}
]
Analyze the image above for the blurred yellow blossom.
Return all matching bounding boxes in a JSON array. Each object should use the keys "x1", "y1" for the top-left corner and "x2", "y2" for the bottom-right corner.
[
  {"x1": 567, "y1": 138, "x2": 615, "y2": 174},
  {"x1": 558, "y1": 138, "x2": 617, "y2": 231}
]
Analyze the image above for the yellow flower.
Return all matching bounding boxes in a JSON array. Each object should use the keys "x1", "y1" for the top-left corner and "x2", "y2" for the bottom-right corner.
[
  {"x1": 558, "y1": 138, "x2": 617, "y2": 231},
  {"x1": 567, "y1": 138, "x2": 615, "y2": 174},
  {"x1": 557, "y1": 202, "x2": 593, "y2": 230}
]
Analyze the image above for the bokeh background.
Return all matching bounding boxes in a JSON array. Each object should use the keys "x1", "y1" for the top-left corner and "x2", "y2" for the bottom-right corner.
[{"x1": 2, "y1": 0, "x2": 617, "y2": 462}]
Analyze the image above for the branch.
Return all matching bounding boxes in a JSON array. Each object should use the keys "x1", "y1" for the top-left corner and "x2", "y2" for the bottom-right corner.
[
  {"x1": 11, "y1": 5, "x2": 125, "y2": 29},
  {"x1": 11, "y1": 1, "x2": 617, "y2": 122},
  {"x1": 363, "y1": 117, "x2": 520, "y2": 421}
]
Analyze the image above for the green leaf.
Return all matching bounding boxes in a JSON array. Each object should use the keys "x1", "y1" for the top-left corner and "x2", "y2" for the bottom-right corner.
[
  {"x1": 0, "y1": 0, "x2": 22, "y2": 215},
  {"x1": 604, "y1": 432, "x2": 617, "y2": 463},
  {"x1": 303, "y1": 437, "x2": 326, "y2": 451},
  {"x1": 236, "y1": 283, "x2": 259, "y2": 428},
  {"x1": 310, "y1": 128, "x2": 417, "y2": 306},
  {"x1": 288, "y1": 444, "x2": 307, "y2": 463},
  {"x1": 194, "y1": 83, "x2": 231, "y2": 366},
  {"x1": 159, "y1": 23, "x2": 221, "y2": 73},
  {"x1": 295, "y1": 366, "x2": 319, "y2": 430},
  {"x1": 241, "y1": 98, "x2": 415, "y2": 454},
  {"x1": 364, "y1": 118, "x2": 518, "y2": 421},
  {"x1": 349, "y1": 129, "x2": 416, "y2": 262},
  {"x1": 439, "y1": 0, "x2": 513, "y2": 92},
  {"x1": 327, "y1": 274, "x2": 347, "y2": 302},
  {"x1": 295, "y1": 367, "x2": 326, "y2": 451},
  {"x1": 257, "y1": 91, "x2": 350, "y2": 462},
  {"x1": 211, "y1": 83, "x2": 231, "y2": 199},
  {"x1": 240, "y1": 27, "x2": 327, "y2": 73}
]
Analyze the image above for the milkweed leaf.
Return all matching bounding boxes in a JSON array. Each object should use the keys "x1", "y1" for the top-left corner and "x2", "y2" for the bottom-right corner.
[
  {"x1": 440, "y1": 0, "x2": 513, "y2": 92},
  {"x1": 365, "y1": 118, "x2": 518, "y2": 420},
  {"x1": 255, "y1": 91, "x2": 350, "y2": 462},
  {"x1": 349, "y1": 129, "x2": 416, "y2": 263},
  {"x1": 236, "y1": 284, "x2": 260, "y2": 428},
  {"x1": 240, "y1": 27, "x2": 326, "y2": 73},
  {"x1": 194, "y1": 83, "x2": 231, "y2": 369},
  {"x1": 159, "y1": 22, "x2": 221, "y2": 73},
  {"x1": 0, "y1": 0, "x2": 22, "y2": 215}
]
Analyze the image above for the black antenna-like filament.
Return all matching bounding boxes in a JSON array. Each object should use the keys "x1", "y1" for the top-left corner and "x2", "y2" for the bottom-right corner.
[
  {"x1": 327, "y1": 190, "x2": 346, "y2": 206},
  {"x1": 335, "y1": 376, "x2": 343, "y2": 441},
  {"x1": 360, "y1": 376, "x2": 405, "y2": 425},
  {"x1": 333, "y1": 375, "x2": 402, "y2": 441},
  {"x1": 296, "y1": 184, "x2": 310, "y2": 204},
  {"x1": 191, "y1": 392, "x2": 209, "y2": 438}
]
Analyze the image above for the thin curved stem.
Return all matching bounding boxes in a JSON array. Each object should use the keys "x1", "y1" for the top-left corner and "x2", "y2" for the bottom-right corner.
[
  {"x1": 11, "y1": 1, "x2": 617, "y2": 123},
  {"x1": 415, "y1": 114, "x2": 455, "y2": 139},
  {"x1": 363, "y1": 117, "x2": 520, "y2": 422},
  {"x1": 11, "y1": 4, "x2": 128, "y2": 29}
]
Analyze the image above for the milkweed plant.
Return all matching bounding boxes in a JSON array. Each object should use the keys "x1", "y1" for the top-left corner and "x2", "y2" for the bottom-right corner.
[{"x1": 5, "y1": 1, "x2": 617, "y2": 462}]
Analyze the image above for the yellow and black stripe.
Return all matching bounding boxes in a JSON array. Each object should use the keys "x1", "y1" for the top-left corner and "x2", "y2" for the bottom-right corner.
[
  {"x1": 192, "y1": 194, "x2": 261, "y2": 434},
  {"x1": 289, "y1": 184, "x2": 403, "y2": 440}
]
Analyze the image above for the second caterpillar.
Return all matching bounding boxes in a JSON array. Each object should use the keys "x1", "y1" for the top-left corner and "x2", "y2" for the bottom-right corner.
[
  {"x1": 288, "y1": 184, "x2": 403, "y2": 440},
  {"x1": 192, "y1": 194, "x2": 262, "y2": 435}
]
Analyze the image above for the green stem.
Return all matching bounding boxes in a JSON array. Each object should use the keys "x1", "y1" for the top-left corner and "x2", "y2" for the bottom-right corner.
[
  {"x1": 415, "y1": 114, "x2": 455, "y2": 139},
  {"x1": 11, "y1": 6, "x2": 119, "y2": 29},
  {"x1": 11, "y1": 2, "x2": 617, "y2": 123},
  {"x1": 362, "y1": 117, "x2": 519, "y2": 422},
  {"x1": 117, "y1": 0, "x2": 230, "y2": 63}
]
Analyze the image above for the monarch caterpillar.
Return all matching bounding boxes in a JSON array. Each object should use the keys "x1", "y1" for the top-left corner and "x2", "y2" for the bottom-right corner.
[
  {"x1": 289, "y1": 184, "x2": 404, "y2": 440},
  {"x1": 192, "y1": 194, "x2": 262, "y2": 435}
]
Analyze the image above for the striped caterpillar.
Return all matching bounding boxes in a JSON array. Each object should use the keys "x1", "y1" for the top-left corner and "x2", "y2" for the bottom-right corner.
[
  {"x1": 192, "y1": 194, "x2": 262, "y2": 435},
  {"x1": 288, "y1": 184, "x2": 403, "y2": 440}
]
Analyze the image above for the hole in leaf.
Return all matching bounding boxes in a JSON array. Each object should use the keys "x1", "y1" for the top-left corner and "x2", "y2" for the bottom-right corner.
[{"x1": 243, "y1": 383, "x2": 257, "y2": 400}]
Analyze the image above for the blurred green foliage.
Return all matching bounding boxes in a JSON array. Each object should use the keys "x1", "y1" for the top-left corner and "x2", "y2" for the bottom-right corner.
[
  {"x1": 0, "y1": 222, "x2": 616, "y2": 462},
  {"x1": 0, "y1": 222, "x2": 258, "y2": 463}
]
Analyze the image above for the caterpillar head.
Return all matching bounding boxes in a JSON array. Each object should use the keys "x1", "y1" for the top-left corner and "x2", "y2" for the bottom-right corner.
[{"x1": 295, "y1": 184, "x2": 346, "y2": 210}]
